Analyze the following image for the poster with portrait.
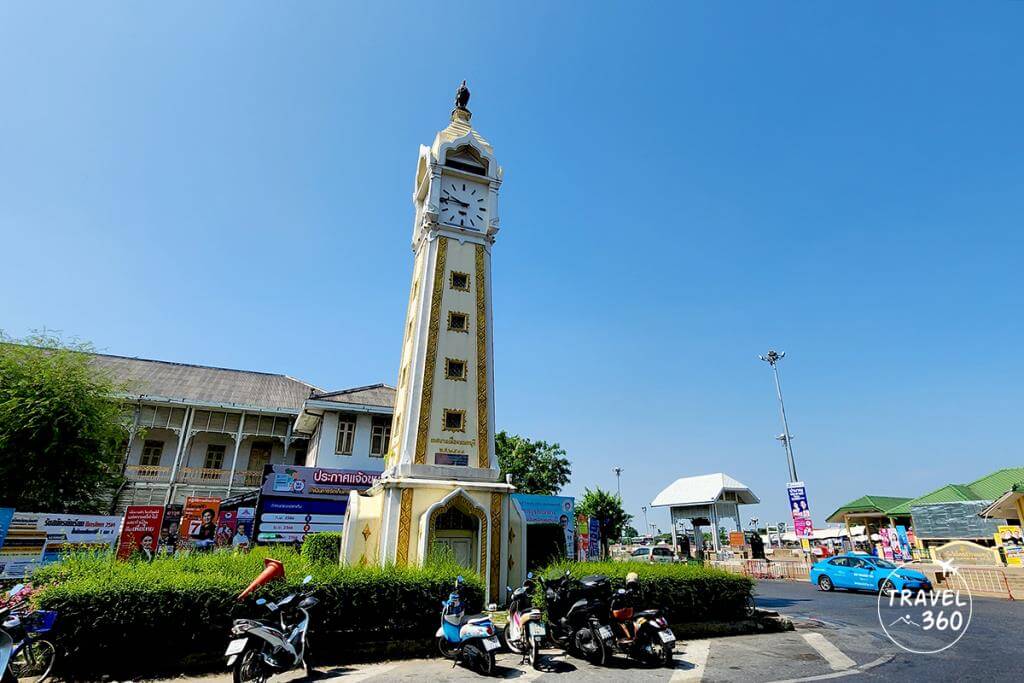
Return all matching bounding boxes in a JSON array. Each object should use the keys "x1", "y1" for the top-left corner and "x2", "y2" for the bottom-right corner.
[
  {"x1": 233, "y1": 508, "x2": 255, "y2": 549},
  {"x1": 117, "y1": 506, "x2": 164, "y2": 560},
  {"x1": 159, "y1": 504, "x2": 183, "y2": 554},
  {"x1": 786, "y1": 482, "x2": 814, "y2": 538},
  {"x1": 178, "y1": 497, "x2": 221, "y2": 551},
  {"x1": 996, "y1": 525, "x2": 1023, "y2": 566}
]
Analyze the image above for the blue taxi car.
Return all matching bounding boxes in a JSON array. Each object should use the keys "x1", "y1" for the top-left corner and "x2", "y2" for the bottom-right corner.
[{"x1": 809, "y1": 554, "x2": 932, "y2": 594}]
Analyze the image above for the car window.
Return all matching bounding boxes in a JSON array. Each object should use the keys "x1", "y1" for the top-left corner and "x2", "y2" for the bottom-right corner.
[
  {"x1": 653, "y1": 548, "x2": 671, "y2": 556},
  {"x1": 631, "y1": 548, "x2": 650, "y2": 556},
  {"x1": 829, "y1": 558, "x2": 848, "y2": 567},
  {"x1": 871, "y1": 559, "x2": 897, "y2": 569},
  {"x1": 850, "y1": 559, "x2": 869, "y2": 569}
]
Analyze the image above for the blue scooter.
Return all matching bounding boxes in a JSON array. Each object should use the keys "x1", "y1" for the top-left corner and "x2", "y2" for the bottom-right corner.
[{"x1": 436, "y1": 576, "x2": 502, "y2": 675}]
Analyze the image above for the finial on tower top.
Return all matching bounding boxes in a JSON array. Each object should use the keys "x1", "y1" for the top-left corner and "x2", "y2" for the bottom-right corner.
[{"x1": 452, "y1": 80, "x2": 471, "y2": 123}]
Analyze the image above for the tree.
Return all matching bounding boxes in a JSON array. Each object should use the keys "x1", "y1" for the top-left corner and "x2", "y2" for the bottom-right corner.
[
  {"x1": 0, "y1": 334, "x2": 129, "y2": 513},
  {"x1": 494, "y1": 431, "x2": 571, "y2": 495},
  {"x1": 577, "y1": 487, "x2": 633, "y2": 557},
  {"x1": 622, "y1": 525, "x2": 640, "y2": 539}
]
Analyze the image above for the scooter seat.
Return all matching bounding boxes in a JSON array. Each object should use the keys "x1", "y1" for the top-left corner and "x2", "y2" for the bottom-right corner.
[
  {"x1": 467, "y1": 616, "x2": 491, "y2": 625},
  {"x1": 636, "y1": 610, "x2": 661, "y2": 618}
]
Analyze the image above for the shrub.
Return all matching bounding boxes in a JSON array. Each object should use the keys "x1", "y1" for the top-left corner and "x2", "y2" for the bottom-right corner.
[
  {"x1": 300, "y1": 531, "x2": 342, "y2": 564},
  {"x1": 32, "y1": 547, "x2": 482, "y2": 679},
  {"x1": 535, "y1": 560, "x2": 753, "y2": 624}
]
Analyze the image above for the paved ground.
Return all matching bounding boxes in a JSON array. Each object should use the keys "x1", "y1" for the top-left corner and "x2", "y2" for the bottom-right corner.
[{"x1": 161, "y1": 580, "x2": 1022, "y2": 682}]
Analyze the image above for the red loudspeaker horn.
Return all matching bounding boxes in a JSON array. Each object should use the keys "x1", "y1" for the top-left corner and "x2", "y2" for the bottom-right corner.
[{"x1": 237, "y1": 558, "x2": 285, "y2": 601}]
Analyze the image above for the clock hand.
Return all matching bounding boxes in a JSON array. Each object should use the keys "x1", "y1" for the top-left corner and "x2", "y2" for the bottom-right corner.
[{"x1": 441, "y1": 196, "x2": 470, "y2": 207}]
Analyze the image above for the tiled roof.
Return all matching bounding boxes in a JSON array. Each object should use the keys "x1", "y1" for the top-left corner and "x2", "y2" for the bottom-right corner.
[
  {"x1": 91, "y1": 353, "x2": 318, "y2": 413},
  {"x1": 310, "y1": 384, "x2": 396, "y2": 409},
  {"x1": 884, "y1": 468, "x2": 1024, "y2": 516}
]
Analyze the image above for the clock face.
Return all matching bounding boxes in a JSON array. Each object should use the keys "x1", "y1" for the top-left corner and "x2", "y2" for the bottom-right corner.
[{"x1": 439, "y1": 178, "x2": 488, "y2": 230}]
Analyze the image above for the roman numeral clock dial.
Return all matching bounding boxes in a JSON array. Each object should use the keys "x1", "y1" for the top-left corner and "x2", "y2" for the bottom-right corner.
[{"x1": 439, "y1": 179, "x2": 487, "y2": 230}]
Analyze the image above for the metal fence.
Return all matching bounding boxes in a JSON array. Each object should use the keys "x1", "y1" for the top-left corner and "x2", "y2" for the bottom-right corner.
[{"x1": 707, "y1": 559, "x2": 812, "y2": 581}]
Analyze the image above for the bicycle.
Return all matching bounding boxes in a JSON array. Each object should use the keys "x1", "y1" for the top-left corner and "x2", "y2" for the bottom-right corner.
[{"x1": 3, "y1": 608, "x2": 58, "y2": 683}]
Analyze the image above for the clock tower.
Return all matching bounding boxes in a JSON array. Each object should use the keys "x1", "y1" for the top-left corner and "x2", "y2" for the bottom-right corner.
[{"x1": 340, "y1": 83, "x2": 524, "y2": 603}]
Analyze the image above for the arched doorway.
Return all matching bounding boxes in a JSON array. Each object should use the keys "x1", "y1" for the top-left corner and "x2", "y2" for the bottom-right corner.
[{"x1": 426, "y1": 491, "x2": 488, "y2": 574}]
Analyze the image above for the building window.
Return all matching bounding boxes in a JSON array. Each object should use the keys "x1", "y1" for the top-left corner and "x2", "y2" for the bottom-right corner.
[
  {"x1": 370, "y1": 417, "x2": 391, "y2": 457},
  {"x1": 445, "y1": 358, "x2": 467, "y2": 381},
  {"x1": 249, "y1": 442, "x2": 272, "y2": 473},
  {"x1": 139, "y1": 440, "x2": 164, "y2": 472},
  {"x1": 336, "y1": 415, "x2": 356, "y2": 455},
  {"x1": 447, "y1": 311, "x2": 469, "y2": 333},
  {"x1": 442, "y1": 409, "x2": 466, "y2": 433},
  {"x1": 450, "y1": 271, "x2": 470, "y2": 291},
  {"x1": 203, "y1": 444, "x2": 226, "y2": 478},
  {"x1": 293, "y1": 448, "x2": 307, "y2": 466}
]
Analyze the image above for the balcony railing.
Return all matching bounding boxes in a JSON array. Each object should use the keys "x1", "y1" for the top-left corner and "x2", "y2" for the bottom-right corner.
[{"x1": 125, "y1": 466, "x2": 263, "y2": 489}]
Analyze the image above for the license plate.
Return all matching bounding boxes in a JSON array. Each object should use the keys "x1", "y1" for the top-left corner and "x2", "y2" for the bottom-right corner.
[
  {"x1": 658, "y1": 629, "x2": 676, "y2": 644},
  {"x1": 482, "y1": 636, "x2": 501, "y2": 652},
  {"x1": 530, "y1": 623, "x2": 547, "y2": 637},
  {"x1": 225, "y1": 638, "x2": 247, "y2": 656},
  {"x1": 598, "y1": 626, "x2": 613, "y2": 640}
]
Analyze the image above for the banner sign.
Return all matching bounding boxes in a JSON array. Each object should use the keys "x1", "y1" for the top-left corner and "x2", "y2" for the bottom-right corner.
[
  {"x1": 511, "y1": 494, "x2": 575, "y2": 559},
  {"x1": 159, "y1": 504, "x2": 183, "y2": 554},
  {"x1": 234, "y1": 507, "x2": 255, "y2": 548},
  {"x1": 996, "y1": 525, "x2": 1024, "y2": 566},
  {"x1": 786, "y1": 482, "x2": 814, "y2": 538},
  {"x1": 588, "y1": 518, "x2": 601, "y2": 560},
  {"x1": 179, "y1": 497, "x2": 221, "y2": 550},
  {"x1": 1, "y1": 512, "x2": 120, "y2": 578},
  {"x1": 259, "y1": 464, "x2": 381, "y2": 500},
  {"x1": 0, "y1": 508, "x2": 13, "y2": 550},
  {"x1": 117, "y1": 506, "x2": 164, "y2": 560},
  {"x1": 255, "y1": 497, "x2": 346, "y2": 544}
]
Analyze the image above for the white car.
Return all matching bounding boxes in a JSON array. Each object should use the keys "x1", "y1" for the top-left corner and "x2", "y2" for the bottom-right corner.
[{"x1": 628, "y1": 546, "x2": 676, "y2": 563}]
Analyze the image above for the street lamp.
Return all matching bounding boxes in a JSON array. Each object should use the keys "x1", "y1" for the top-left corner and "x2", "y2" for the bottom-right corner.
[
  {"x1": 760, "y1": 349, "x2": 799, "y2": 483},
  {"x1": 641, "y1": 506, "x2": 649, "y2": 538},
  {"x1": 612, "y1": 467, "x2": 623, "y2": 498}
]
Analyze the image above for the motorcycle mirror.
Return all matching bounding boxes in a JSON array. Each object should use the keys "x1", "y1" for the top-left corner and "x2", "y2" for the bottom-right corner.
[
  {"x1": 255, "y1": 598, "x2": 266, "y2": 605},
  {"x1": 617, "y1": 588, "x2": 626, "y2": 594},
  {"x1": 456, "y1": 575, "x2": 464, "y2": 584},
  {"x1": 527, "y1": 571, "x2": 534, "y2": 579},
  {"x1": 565, "y1": 569, "x2": 571, "y2": 577},
  {"x1": 303, "y1": 575, "x2": 313, "y2": 584},
  {"x1": 487, "y1": 603, "x2": 497, "y2": 611}
]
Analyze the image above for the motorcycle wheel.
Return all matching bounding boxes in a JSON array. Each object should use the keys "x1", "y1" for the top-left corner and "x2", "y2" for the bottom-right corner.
[
  {"x1": 531, "y1": 638, "x2": 542, "y2": 671},
  {"x1": 232, "y1": 647, "x2": 268, "y2": 683},
  {"x1": 437, "y1": 636, "x2": 457, "y2": 659},
  {"x1": 503, "y1": 623, "x2": 524, "y2": 654},
  {"x1": 464, "y1": 641, "x2": 495, "y2": 676},
  {"x1": 574, "y1": 626, "x2": 607, "y2": 666}
]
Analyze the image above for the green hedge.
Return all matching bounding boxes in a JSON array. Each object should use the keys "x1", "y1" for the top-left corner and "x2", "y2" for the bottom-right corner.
[
  {"x1": 301, "y1": 531, "x2": 343, "y2": 564},
  {"x1": 32, "y1": 548, "x2": 481, "y2": 679},
  {"x1": 536, "y1": 561, "x2": 753, "y2": 624}
]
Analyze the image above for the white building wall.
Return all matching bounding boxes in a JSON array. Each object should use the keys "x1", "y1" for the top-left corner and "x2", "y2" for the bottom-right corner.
[{"x1": 309, "y1": 410, "x2": 387, "y2": 473}]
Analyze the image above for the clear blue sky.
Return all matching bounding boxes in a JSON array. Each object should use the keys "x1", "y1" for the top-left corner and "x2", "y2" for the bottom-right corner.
[{"x1": 2, "y1": 3, "x2": 1022, "y2": 532}]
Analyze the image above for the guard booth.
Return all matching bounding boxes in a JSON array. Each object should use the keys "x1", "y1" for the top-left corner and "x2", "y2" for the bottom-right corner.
[{"x1": 651, "y1": 473, "x2": 759, "y2": 558}]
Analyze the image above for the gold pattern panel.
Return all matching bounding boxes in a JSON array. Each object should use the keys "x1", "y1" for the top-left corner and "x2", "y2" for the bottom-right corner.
[
  {"x1": 426, "y1": 491, "x2": 488, "y2": 576},
  {"x1": 415, "y1": 237, "x2": 448, "y2": 464},
  {"x1": 396, "y1": 488, "x2": 414, "y2": 565},
  {"x1": 475, "y1": 245, "x2": 489, "y2": 468},
  {"x1": 489, "y1": 493, "x2": 502, "y2": 603}
]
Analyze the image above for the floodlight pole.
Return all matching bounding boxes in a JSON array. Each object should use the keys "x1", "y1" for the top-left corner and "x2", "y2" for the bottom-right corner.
[
  {"x1": 760, "y1": 350, "x2": 799, "y2": 483},
  {"x1": 612, "y1": 467, "x2": 623, "y2": 498}
]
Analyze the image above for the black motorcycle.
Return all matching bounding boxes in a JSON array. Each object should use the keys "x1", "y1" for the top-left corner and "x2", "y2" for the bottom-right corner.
[
  {"x1": 538, "y1": 571, "x2": 613, "y2": 666},
  {"x1": 607, "y1": 572, "x2": 675, "y2": 666}
]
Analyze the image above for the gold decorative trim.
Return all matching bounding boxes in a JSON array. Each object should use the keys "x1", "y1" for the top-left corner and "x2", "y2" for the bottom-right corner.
[
  {"x1": 475, "y1": 245, "x2": 489, "y2": 468},
  {"x1": 427, "y1": 491, "x2": 488, "y2": 577},
  {"x1": 396, "y1": 488, "x2": 414, "y2": 565},
  {"x1": 415, "y1": 237, "x2": 448, "y2": 464},
  {"x1": 489, "y1": 493, "x2": 502, "y2": 603},
  {"x1": 449, "y1": 271, "x2": 471, "y2": 292},
  {"x1": 444, "y1": 357, "x2": 468, "y2": 381},
  {"x1": 442, "y1": 408, "x2": 467, "y2": 433},
  {"x1": 446, "y1": 310, "x2": 470, "y2": 333}
]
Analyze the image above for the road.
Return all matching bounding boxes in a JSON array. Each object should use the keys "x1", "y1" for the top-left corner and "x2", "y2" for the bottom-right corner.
[{"x1": 163, "y1": 580, "x2": 1022, "y2": 682}]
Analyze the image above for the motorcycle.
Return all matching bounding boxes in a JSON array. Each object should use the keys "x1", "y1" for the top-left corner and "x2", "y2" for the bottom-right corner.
[
  {"x1": 225, "y1": 574, "x2": 318, "y2": 683},
  {"x1": 502, "y1": 572, "x2": 546, "y2": 670},
  {"x1": 538, "y1": 571, "x2": 612, "y2": 666},
  {"x1": 436, "y1": 576, "x2": 502, "y2": 675},
  {"x1": 607, "y1": 572, "x2": 676, "y2": 666}
]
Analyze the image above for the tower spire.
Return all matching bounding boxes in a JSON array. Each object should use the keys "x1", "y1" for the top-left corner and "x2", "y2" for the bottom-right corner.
[{"x1": 452, "y1": 80, "x2": 471, "y2": 123}]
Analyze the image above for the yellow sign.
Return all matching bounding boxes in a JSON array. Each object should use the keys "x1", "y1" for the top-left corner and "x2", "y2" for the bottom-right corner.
[
  {"x1": 800, "y1": 538, "x2": 811, "y2": 551},
  {"x1": 995, "y1": 525, "x2": 1023, "y2": 566},
  {"x1": 932, "y1": 540, "x2": 1002, "y2": 566}
]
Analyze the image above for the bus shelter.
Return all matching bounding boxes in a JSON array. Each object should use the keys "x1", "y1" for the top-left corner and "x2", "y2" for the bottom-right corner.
[{"x1": 651, "y1": 473, "x2": 759, "y2": 556}]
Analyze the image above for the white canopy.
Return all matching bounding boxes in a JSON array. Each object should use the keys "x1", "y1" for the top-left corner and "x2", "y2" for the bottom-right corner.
[{"x1": 651, "y1": 473, "x2": 760, "y2": 507}]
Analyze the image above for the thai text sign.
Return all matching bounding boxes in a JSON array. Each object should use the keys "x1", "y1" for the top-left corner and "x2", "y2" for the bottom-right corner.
[
  {"x1": 117, "y1": 506, "x2": 164, "y2": 560},
  {"x1": 259, "y1": 464, "x2": 381, "y2": 500}
]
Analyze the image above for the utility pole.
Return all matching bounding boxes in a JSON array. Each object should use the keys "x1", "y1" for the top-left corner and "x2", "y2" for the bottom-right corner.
[
  {"x1": 760, "y1": 349, "x2": 798, "y2": 483},
  {"x1": 641, "y1": 506, "x2": 649, "y2": 538},
  {"x1": 612, "y1": 467, "x2": 623, "y2": 498}
]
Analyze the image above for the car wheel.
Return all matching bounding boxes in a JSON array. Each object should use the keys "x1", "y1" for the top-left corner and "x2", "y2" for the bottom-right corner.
[
  {"x1": 817, "y1": 575, "x2": 834, "y2": 592},
  {"x1": 879, "y1": 579, "x2": 896, "y2": 596}
]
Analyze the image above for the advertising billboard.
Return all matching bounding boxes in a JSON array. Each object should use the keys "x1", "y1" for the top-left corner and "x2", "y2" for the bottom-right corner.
[
  {"x1": 786, "y1": 482, "x2": 813, "y2": 538},
  {"x1": 117, "y1": 506, "x2": 164, "y2": 560},
  {"x1": 1, "y1": 512, "x2": 120, "y2": 578},
  {"x1": 511, "y1": 494, "x2": 575, "y2": 559},
  {"x1": 178, "y1": 497, "x2": 221, "y2": 551}
]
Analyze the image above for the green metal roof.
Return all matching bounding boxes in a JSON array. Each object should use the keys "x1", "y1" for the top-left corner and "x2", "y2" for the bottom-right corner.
[
  {"x1": 885, "y1": 484, "x2": 977, "y2": 516},
  {"x1": 826, "y1": 495, "x2": 912, "y2": 523},
  {"x1": 884, "y1": 468, "x2": 1024, "y2": 516},
  {"x1": 964, "y1": 468, "x2": 1024, "y2": 500}
]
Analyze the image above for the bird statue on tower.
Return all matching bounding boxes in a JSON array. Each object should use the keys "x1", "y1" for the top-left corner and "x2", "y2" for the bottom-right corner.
[{"x1": 455, "y1": 80, "x2": 471, "y2": 112}]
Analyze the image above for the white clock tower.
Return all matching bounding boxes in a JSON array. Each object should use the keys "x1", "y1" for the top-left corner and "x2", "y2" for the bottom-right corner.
[{"x1": 340, "y1": 83, "x2": 524, "y2": 603}]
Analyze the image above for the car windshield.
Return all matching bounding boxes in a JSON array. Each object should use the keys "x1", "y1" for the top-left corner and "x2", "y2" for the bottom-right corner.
[
  {"x1": 870, "y1": 558, "x2": 897, "y2": 569},
  {"x1": 632, "y1": 548, "x2": 650, "y2": 555}
]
